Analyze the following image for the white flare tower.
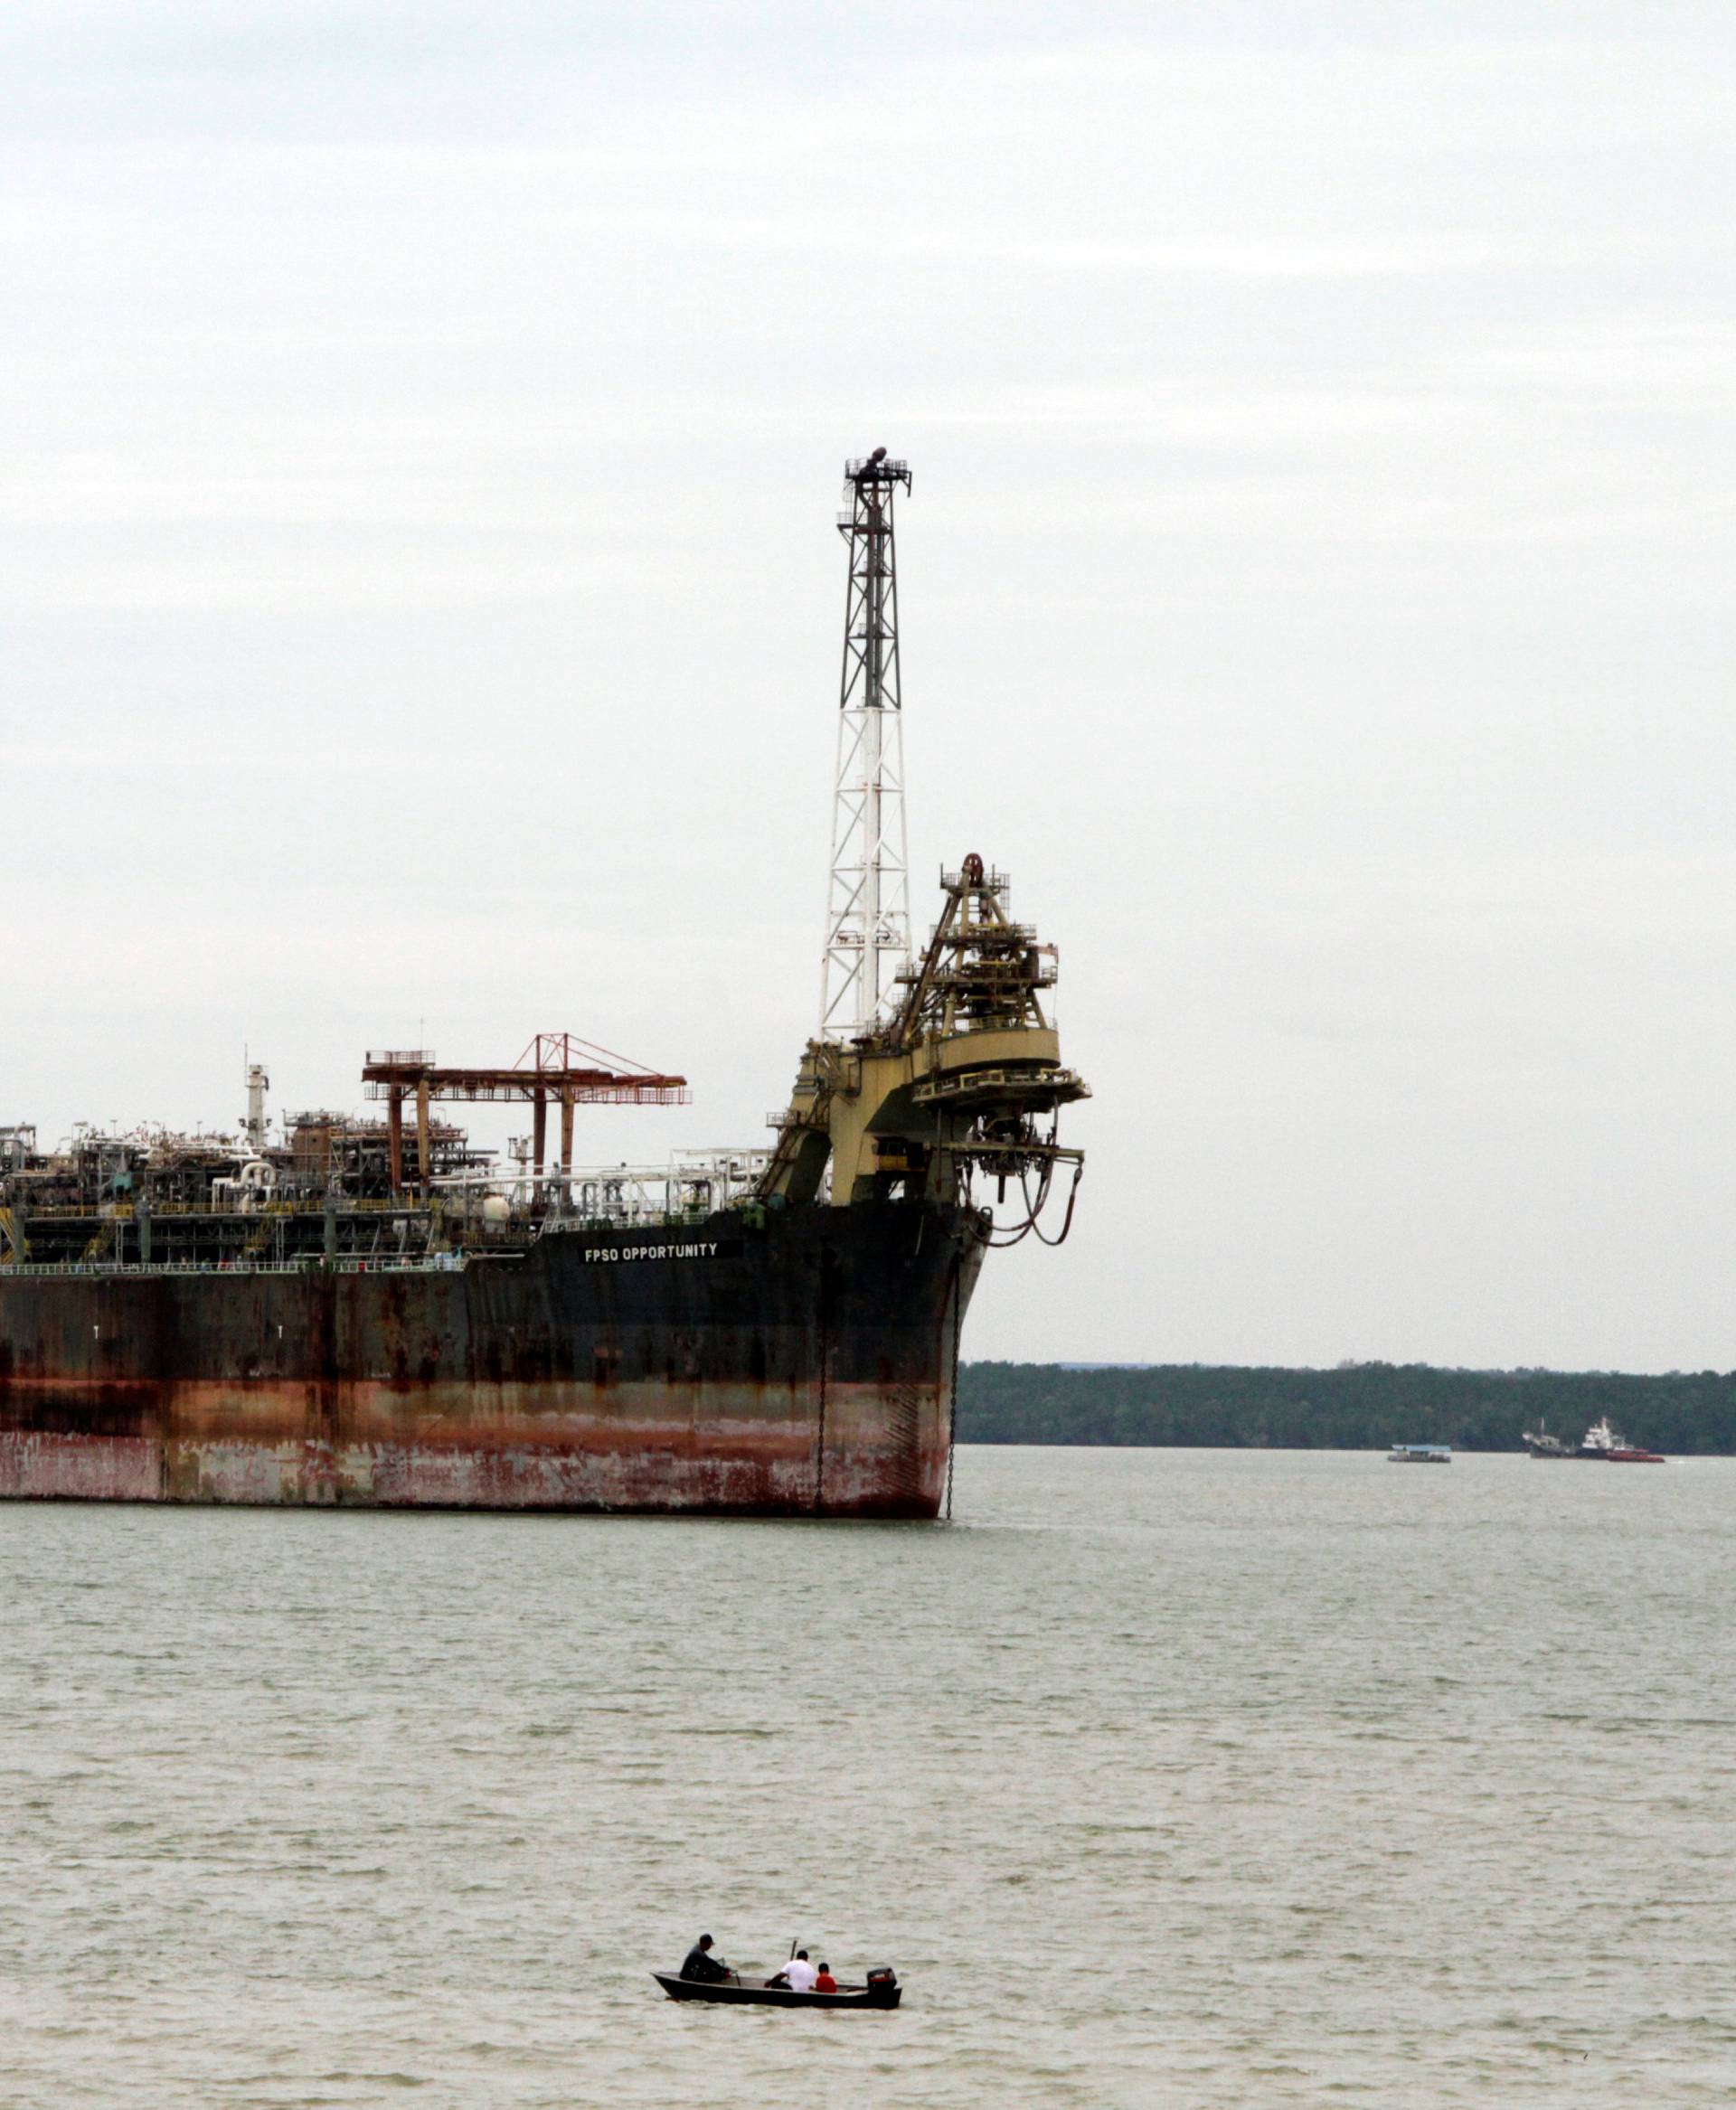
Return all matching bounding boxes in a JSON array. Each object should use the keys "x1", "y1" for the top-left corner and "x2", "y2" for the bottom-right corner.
[{"x1": 819, "y1": 447, "x2": 913, "y2": 1040}]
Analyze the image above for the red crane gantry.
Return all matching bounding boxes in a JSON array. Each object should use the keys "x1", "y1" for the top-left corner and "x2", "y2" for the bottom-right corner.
[{"x1": 362, "y1": 1033, "x2": 689, "y2": 1194}]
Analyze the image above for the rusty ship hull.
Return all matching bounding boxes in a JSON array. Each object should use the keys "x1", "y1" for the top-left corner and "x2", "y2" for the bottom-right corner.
[
  {"x1": 0, "y1": 1200, "x2": 982, "y2": 1518},
  {"x1": 0, "y1": 456, "x2": 1089, "y2": 1521}
]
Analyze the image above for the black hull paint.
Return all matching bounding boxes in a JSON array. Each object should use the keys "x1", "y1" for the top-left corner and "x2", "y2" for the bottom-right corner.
[{"x1": 0, "y1": 1200, "x2": 985, "y2": 1517}]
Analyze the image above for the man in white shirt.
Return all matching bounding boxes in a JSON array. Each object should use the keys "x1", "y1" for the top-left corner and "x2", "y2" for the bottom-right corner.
[{"x1": 775, "y1": 1949, "x2": 817, "y2": 1993}]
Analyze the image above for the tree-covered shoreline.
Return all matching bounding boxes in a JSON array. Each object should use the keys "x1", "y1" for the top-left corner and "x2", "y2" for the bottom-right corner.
[{"x1": 957, "y1": 1361, "x2": 1736, "y2": 1455}]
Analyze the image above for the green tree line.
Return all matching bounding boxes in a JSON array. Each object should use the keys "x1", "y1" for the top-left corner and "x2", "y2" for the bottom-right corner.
[{"x1": 957, "y1": 1361, "x2": 1736, "y2": 1454}]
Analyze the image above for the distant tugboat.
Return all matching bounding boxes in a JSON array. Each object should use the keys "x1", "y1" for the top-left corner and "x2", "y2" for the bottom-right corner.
[
  {"x1": 1523, "y1": 1417, "x2": 1665, "y2": 1463},
  {"x1": 1579, "y1": 1417, "x2": 1665, "y2": 1463}
]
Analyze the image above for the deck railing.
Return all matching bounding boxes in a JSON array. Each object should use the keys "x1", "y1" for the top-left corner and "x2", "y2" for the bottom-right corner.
[{"x1": 0, "y1": 1256, "x2": 478, "y2": 1278}]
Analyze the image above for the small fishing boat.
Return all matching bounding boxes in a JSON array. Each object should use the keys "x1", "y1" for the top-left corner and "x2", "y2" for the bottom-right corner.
[{"x1": 652, "y1": 1968, "x2": 901, "y2": 2010}]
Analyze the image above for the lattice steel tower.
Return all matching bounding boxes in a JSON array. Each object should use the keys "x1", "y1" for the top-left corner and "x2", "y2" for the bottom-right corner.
[{"x1": 820, "y1": 447, "x2": 913, "y2": 1039}]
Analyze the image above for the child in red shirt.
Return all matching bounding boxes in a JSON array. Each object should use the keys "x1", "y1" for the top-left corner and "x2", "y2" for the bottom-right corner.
[{"x1": 814, "y1": 1964, "x2": 838, "y2": 1993}]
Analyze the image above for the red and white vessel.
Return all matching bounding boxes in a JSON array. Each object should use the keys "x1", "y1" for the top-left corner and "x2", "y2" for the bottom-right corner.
[
  {"x1": 1522, "y1": 1416, "x2": 1665, "y2": 1462},
  {"x1": 1577, "y1": 1417, "x2": 1665, "y2": 1463}
]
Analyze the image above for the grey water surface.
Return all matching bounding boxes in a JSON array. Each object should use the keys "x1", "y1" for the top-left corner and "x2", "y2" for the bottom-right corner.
[{"x1": 2, "y1": 1447, "x2": 1732, "y2": 2107}]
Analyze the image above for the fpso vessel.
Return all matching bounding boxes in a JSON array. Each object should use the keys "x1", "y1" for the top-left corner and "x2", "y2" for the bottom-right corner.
[{"x1": 0, "y1": 453, "x2": 1087, "y2": 1518}]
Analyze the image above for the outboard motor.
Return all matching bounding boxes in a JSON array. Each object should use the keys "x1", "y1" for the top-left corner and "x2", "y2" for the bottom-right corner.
[{"x1": 865, "y1": 1966, "x2": 899, "y2": 2005}]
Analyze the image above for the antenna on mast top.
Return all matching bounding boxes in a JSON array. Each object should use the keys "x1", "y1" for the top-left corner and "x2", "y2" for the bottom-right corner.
[{"x1": 819, "y1": 448, "x2": 914, "y2": 1040}]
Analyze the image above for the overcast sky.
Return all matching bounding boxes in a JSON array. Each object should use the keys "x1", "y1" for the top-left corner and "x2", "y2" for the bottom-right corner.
[{"x1": 3, "y1": 3, "x2": 1731, "y2": 1371}]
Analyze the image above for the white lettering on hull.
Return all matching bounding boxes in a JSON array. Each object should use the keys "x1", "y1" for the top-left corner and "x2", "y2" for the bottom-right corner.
[{"x1": 581, "y1": 1241, "x2": 725, "y2": 1264}]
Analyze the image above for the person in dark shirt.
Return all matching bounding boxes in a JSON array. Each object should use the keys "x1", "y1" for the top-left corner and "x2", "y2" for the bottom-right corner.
[{"x1": 679, "y1": 1933, "x2": 731, "y2": 1983}]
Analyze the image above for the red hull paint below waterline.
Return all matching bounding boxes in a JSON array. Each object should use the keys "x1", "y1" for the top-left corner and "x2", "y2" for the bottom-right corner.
[
  {"x1": 0, "y1": 1201, "x2": 982, "y2": 1518},
  {"x1": 0, "y1": 1390, "x2": 950, "y2": 1513}
]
